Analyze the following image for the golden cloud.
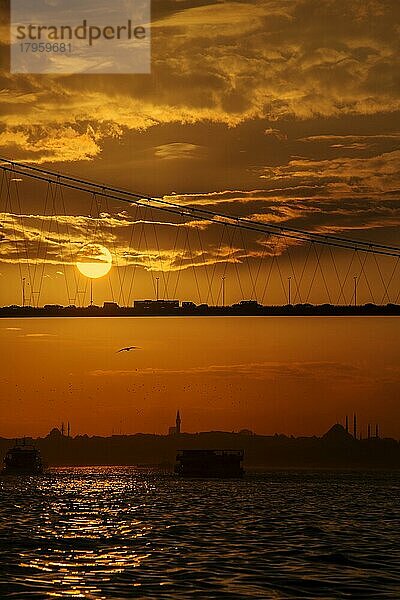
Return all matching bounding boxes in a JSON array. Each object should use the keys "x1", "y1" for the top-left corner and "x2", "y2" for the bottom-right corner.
[{"x1": 0, "y1": 0, "x2": 399, "y2": 163}]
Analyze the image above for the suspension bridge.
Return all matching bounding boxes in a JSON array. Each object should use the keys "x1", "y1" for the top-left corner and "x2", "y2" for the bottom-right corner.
[{"x1": 0, "y1": 157, "x2": 399, "y2": 315}]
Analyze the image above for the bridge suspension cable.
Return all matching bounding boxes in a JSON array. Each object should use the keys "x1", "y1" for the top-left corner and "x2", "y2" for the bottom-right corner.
[{"x1": 1, "y1": 157, "x2": 400, "y2": 259}]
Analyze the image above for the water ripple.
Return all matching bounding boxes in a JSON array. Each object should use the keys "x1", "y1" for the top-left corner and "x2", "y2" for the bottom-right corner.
[{"x1": 0, "y1": 468, "x2": 399, "y2": 598}]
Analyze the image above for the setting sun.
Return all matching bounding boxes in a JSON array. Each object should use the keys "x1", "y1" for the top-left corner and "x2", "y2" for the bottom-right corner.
[{"x1": 76, "y1": 244, "x2": 112, "y2": 279}]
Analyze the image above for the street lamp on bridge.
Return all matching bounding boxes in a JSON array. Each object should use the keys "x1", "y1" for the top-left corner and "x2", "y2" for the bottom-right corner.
[
  {"x1": 354, "y1": 275, "x2": 358, "y2": 307},
  {"x1": 156, "y1": 277, "x2": 160, "y2": 301}
]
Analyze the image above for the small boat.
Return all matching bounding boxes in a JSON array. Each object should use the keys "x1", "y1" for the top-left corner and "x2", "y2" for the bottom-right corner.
[
  {"x1": 175, "y1": 449, "x2": 244, "y2": 478},
  {"x1": 2, "y1": 441, "x2": 44, "y2": 475}
]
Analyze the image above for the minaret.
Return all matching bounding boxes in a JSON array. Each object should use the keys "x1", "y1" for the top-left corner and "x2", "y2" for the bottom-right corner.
[
  {"x1": 67, "y1": 422, "x2": 71, "y2": 438},
  {"x1": 345, "y1": 415, "x2": 348, "y2": 433},
  {"x1": 61, "y1": 422, "x2": 65, "y2": 436},
  {"x1": 353, "y1": 413, "x2": 357, "y2": 439},
  {"x1": 176, "y1": 410, "x2": 181, "y2": 434}
]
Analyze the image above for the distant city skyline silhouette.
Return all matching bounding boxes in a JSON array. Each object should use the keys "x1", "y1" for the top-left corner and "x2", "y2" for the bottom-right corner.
[{"x1": 1, "y1": 417, "x2": 399, "y2": 469}]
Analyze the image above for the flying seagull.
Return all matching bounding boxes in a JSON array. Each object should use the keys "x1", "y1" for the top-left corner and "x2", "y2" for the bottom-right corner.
[{"x1": 117, "y1": 346, "x2": 141, "y2": 353}]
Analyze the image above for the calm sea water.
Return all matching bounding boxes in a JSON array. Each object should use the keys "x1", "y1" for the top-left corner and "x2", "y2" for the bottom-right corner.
[{"x1": 0, "y1": 469, "x2": 399, "y2": 599}]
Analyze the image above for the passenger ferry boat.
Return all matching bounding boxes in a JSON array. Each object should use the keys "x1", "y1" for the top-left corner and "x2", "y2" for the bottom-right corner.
[
  {"x1": 175, "y1": 449, "x2": 244, "y2": 478},
  {"x1": 2, "y1": 441, "x2": 44, "y2": 475}
]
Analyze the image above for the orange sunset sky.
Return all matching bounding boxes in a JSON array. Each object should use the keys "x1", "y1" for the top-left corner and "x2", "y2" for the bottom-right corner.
[{"x1": 0, "y1": 0, "x2": 399, "y2": 437}]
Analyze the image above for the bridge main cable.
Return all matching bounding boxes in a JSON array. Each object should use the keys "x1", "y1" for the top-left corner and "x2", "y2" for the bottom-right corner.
[{"x1": 1, "y1": 157, "x2": 400, "y2": 258}]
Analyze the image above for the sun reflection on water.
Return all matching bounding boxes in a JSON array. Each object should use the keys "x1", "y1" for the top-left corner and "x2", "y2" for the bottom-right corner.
[
  {"x1": 0, "y1": 468, "x2": 399, "y2": 598},
  {"x1": 5, "y1": 468, "x2": 158, "y2": 597}
]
